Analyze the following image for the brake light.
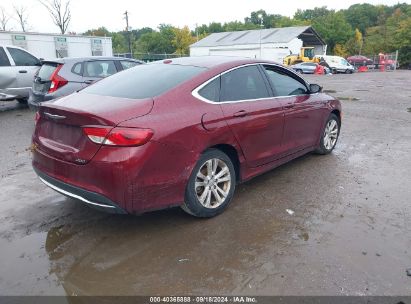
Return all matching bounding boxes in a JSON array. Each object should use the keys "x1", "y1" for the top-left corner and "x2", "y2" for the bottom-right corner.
[
  {"x1": 48, "y1": 64, "x2": 68, "y2": 93},
  {"x1": 83, "y1": 126, "x2": 153, "y2": 146}
]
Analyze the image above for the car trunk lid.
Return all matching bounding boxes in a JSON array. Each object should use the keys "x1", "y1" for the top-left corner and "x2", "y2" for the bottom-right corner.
[{"x1": 34, "y1": 93, "x2": 154, "y2": 164}]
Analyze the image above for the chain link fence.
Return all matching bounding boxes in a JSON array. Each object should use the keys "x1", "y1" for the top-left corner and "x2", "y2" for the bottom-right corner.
[
  {"x1": 348, "y1": 51, "x2": 399, "y2": 72},
  {"x1": 114, "y1": 52, "x2": 187, "y2": 62}
]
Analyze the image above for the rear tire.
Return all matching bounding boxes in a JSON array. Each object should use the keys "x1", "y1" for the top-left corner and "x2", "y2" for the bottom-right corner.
[
  {"x1": 315, "y1": 113, "x2": 340, "y2": 155},
  {"x1": 182, "y1": 149, "x2": 236, "y2": 218}
]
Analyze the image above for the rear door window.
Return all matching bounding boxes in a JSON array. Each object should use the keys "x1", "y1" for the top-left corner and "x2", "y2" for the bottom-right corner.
[
  {"x1": 7, "y1": 47, "x2": 39, "y2": 66},
  {"x1": 220, "y1": 65, "x2": 270, "y2": 102},
  {"x1": 84, "y1": 60, "x2": 117, "y2": 78},
  {"x1": 263, "y1": 65, "x2": 308, "y2": 96},
  {"x1": 0, "y1": 48, "x2": 10, "y2": 66},
  {"x1": 120, "y1": 60, "x2": 140, "y2": 70}
]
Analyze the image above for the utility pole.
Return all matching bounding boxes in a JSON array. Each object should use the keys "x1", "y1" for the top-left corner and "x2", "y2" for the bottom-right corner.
[
  {"x1": 124, "y1": 11, "x2": 132, "y2": 57},
  {"x1": 259, "y1": 14, "x2": 264, "y2": 59}
]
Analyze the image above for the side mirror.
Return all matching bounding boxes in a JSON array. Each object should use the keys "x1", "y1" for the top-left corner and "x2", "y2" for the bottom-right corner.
[{"x1": 309, "y1": 83, "x2": 322, "y2": 94}]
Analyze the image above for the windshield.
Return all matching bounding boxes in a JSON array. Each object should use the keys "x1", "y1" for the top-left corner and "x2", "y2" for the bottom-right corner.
[{"x1": 82, "y1": 63, "x2": 207, "y2": 99}]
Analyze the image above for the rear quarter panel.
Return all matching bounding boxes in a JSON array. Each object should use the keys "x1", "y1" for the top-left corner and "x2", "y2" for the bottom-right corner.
[{"x1": 118, "y1": 73, "x2": 244, "y2": 211}]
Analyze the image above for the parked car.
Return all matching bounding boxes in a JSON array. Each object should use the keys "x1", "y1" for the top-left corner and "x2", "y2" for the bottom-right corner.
[
  {"x1": 32, "y1": 56, "x2": 342, "y2": 218},
  {"x1": 0, "y1": 45, "x2": 42, "y2": 102},
  {"x1": 347, "y1": 55, "x2": 374, "y2": 66},
  {"x1": 28, "y1": 57, "x2": 144, "y2": 109},
  {"x1": 291, "y1": 62, "x2": 331, "y2": 74},
  {"x1": 316, "y1": 55, "x2": 355, "y2": 74}
]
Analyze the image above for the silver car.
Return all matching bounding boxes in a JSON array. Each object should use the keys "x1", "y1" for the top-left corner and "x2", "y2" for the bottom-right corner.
[
  {"x1": 291, "y1": 62, "x2": 331, "y2": 74},
  {"x1": 28, "y1": 57, "x2": 144, "y2": 109},
  {"x1": 0, "y1": 45, "x2": 41, "y2": 103}
]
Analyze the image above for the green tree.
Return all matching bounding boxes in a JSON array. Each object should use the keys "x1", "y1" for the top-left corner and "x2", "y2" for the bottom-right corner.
[
  {"x1": 84, "y1": 26, "x2": 110, "y2": 36},
  {"x1": 112, "y1": 32, "x2": 127, "y2": 53},
  {"x1": 343, "y1": 4, "x2": 379, "y2": 34},
  {"x1": 294, "y1": 6, "x2": 332, "y2": 21},
  {"x1": 313, "y1": 11, "x2": 353, "y2": 53},
  {"x1": 345, "y1": 28, "x2": 364, "y2": 55},
  {"x1": 134, "y1": 25, "x2": 176, "y2": 54},
  {"x1": 172, "y1": 26, "x2": 195, "y2": 55},
  {"x1": 334, "y1": 43, "x2": 349, "y2": 57},
  {"x1": 208, "y1": 22, "x2": 224, "y2": 33}
]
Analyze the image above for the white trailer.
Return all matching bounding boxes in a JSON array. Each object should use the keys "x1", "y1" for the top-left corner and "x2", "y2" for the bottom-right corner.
[{"x1": 0, "y1": 31, "x2": 112, "y2": 60}]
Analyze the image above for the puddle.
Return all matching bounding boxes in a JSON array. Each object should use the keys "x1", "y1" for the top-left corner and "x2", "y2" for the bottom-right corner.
[
  {"x1": 0, "y1": 232, "x2": 65, "y2": 295},
  {"x1": 407, "y1": 108, "x2": 411, "y2": 113},
  {"x1": 324, "y1": 89, "x2": 337, "y2": 93}
]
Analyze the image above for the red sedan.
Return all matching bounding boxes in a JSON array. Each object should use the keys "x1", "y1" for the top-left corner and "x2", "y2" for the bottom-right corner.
[{"x1": 32, "y1": 57, "x2": 341, "y2": 217}]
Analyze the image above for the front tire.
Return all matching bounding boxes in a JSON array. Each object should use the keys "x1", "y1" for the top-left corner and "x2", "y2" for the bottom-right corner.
[
  {"x1": 182, "y1": 149, "x2": 236, "y2": 218},
  {"x1": 315, "y1": 113, "x2": 340, "y2": 155}
]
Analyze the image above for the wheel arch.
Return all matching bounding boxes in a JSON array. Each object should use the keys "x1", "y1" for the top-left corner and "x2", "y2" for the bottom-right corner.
[
  {"x1": 331, "y1": 109, "x2": 341, "y2": 122},
  {"x1": 207, "y1": 144, "x2": 241, "y2": 182}
]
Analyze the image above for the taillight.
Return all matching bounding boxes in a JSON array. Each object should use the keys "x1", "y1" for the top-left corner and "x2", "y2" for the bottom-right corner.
[
  {"x1": 48, "y1": 64, "x2": 68, "y2": 93},
  {"x1": 83, "y1": 126, "x2": 153, "y2": 147}
]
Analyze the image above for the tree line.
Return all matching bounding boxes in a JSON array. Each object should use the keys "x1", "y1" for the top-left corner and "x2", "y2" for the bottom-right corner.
[{"x1": 86, "y1": 3, "x2": 410, "y2": 66}]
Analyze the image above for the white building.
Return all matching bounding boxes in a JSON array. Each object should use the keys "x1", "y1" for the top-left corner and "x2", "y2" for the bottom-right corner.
[
  {"x1": 190, "y1": 26, "x2": 326, "y2": 64},
  {"x1": 0, "y1": 31, "x2": 113, "y2": 60}
]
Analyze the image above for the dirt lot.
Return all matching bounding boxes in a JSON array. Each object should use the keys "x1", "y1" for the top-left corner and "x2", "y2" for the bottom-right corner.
[{"x1": 0, "y1": 71, "x2": 410, "y2": 296}]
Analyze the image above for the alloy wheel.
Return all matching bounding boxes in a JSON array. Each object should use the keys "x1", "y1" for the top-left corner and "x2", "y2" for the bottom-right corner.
[
  {"x1": 195, "y1": 158, "x2": 231, "y2": 209},
  {"x1": 323, "y1": 119, "x2": 339, "y2": 150}
]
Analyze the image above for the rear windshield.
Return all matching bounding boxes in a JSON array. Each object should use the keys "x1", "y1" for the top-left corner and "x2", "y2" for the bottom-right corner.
[
  {"x1": 81, "y1": 63, "x2": 206, "y2": 99},
  {"x1": 38, "y1": 63, "x2": 58, "y2": 80}
]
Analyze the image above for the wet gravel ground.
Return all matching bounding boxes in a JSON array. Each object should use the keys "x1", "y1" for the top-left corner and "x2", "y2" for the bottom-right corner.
[{"x1": 0, "y1": 71, "x2": 410, "y2": 296}]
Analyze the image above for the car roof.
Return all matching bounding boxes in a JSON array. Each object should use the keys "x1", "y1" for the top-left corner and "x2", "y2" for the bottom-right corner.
[
  {"x1": 154, "y1": 56, "x2": 278, "y2": 69},
  {"x1": 42, "y1": 56, "x2": 143, "y2": 64}
]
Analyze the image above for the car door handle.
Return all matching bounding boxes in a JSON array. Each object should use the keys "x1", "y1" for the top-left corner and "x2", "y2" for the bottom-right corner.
[
  {"x1": 233, "y1": 110, "x2": 248, "y2": 118},
  {"x1": 84, "y1": 80, "x2": 94, "y2": 84},
  {"x1": 284, "y1": 103, "x2": 295, "y2": 109},
  {"x1": 18, "y1": 70, "x2": 27, "y2": 73}
]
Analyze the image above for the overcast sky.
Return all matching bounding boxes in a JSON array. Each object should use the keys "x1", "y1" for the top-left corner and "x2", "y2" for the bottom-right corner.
[{"x1": 2, "y1": 0, "x2": 410, "y2": 34}]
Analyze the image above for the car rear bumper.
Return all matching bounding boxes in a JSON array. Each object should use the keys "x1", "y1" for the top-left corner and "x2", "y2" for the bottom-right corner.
[
  {"x1": 34, "y1": 167, "x2": 127, "y2": 214},
  {"x1": 32, "y1": 139, "x2": 192, "y2": 214},
  {"x1": 28, "y1": 90, "x2": 53, "y2": 109}
]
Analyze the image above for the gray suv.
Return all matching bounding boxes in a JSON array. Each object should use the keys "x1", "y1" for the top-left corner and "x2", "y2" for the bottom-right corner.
[{"x1": 28, "y1": 57, "x2": 144, "y2": 109}]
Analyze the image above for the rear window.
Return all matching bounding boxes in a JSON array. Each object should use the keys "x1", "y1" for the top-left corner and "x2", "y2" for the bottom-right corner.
[
  {"x1": 82, "y1": 64, "x2": 206, "y2": 99},
  {"x1": 120, "y1": 60, "x2": 140, "y2": 70},
  {"x1": 38, "y1": 63, "x2": 58, "y2": 80}
]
